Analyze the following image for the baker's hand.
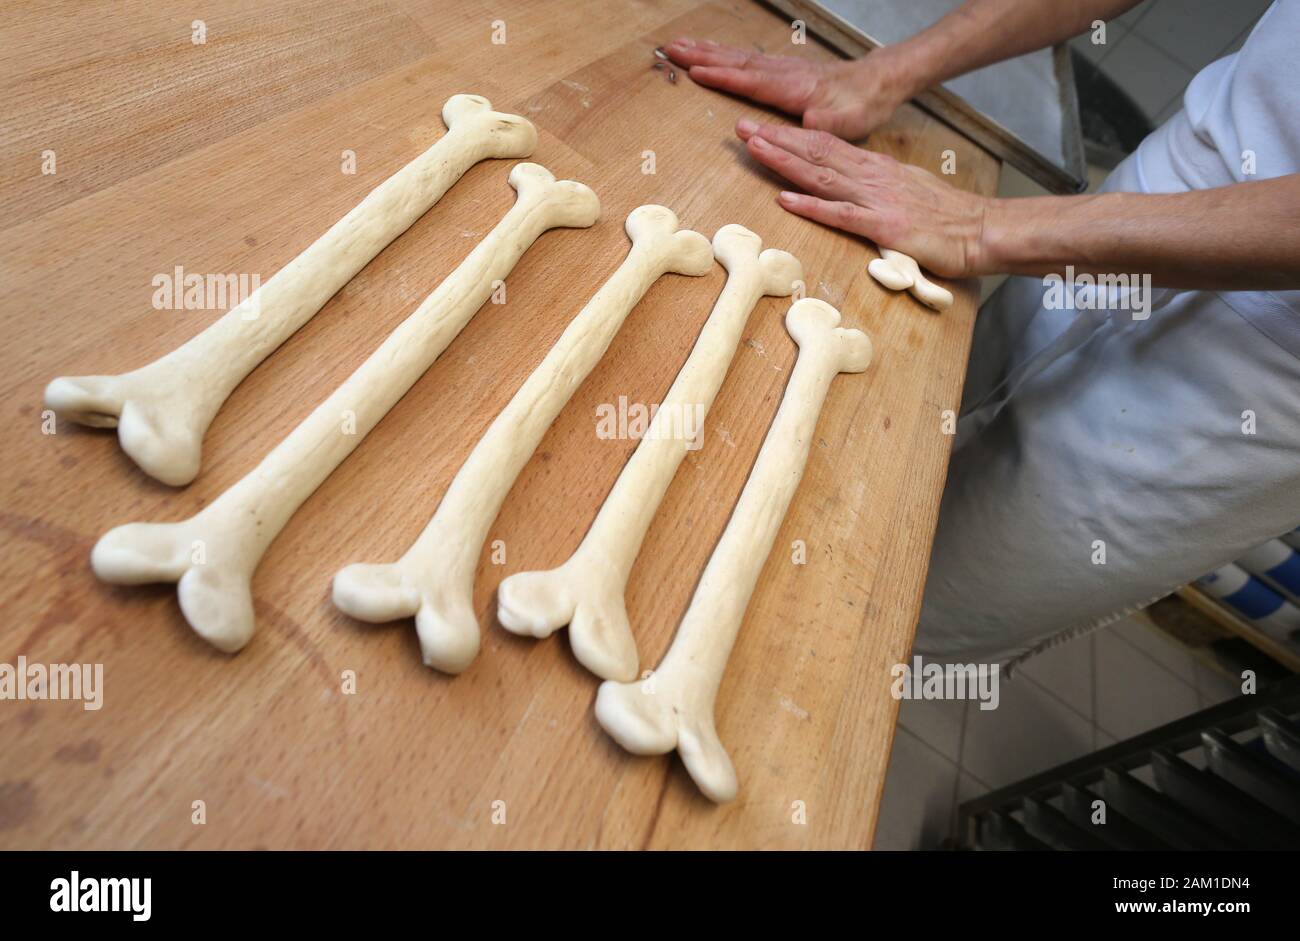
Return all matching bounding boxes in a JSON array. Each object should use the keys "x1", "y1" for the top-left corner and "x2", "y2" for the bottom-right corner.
[
  {"x1": 738, "y1": 121, "x2": 992, "y2": 278},
  {"x1": 663, "y1": 38, "x2": 913, "y2": 140}
]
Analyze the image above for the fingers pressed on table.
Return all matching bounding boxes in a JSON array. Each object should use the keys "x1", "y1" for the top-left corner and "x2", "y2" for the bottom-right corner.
[
  {"x1": 663, "y1": 37, "x2": 806, "y2": 71},
  {"x1": 745, "y1": 133, "x2": 859, "y2": 202},
  {"x1": 735, "y1": 121, "x2": 864, "y2": 175},
  {"x1": 687, "y1": 66, "x2": 814, "y2": 114},
  {"x1": 777, "y1": 191, "x2": 878, "y2": 241}
]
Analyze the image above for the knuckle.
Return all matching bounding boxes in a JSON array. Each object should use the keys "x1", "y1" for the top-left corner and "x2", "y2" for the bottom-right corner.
[
  {"x1": 807, "y1": 130, "x2": 835, "y2": 163},
  {"x1": 814, "y1": 167, "x2": 838, "y2": 189}
]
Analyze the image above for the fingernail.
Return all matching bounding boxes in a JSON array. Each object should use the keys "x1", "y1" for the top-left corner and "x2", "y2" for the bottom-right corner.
[
  {"x1": 736, "y1": 118, "x2": 757, "y2": 135},
  {"x1": 779, "y1": 191, "x2": 799, "y2": 202},
  {"x1": 750, "y1": 135, "x2": 770, "y2": 148}
]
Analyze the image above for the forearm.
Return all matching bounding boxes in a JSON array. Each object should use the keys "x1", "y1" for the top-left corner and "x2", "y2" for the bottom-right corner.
[
  {"x1": 871, "y1": 0, "x2": 1142, "y2": 97},
  {"x1": 980, "y1": 175, "x2": 1300, "y2": 291}
]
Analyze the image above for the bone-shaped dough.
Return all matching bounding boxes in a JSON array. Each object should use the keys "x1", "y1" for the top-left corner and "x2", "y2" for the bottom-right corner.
[
  {"x1": 45, "y1": 94, "x2": 538, "y2": 486},
  {"x1": 331, "y1": 206, "x2": 713, "y2": 673},
  {"x1": 594, "y1": 298, "x2": 872, "y2": 802},
  {"x1": 90, "y1": 163, "x2": 599, "y2": 653},
  {"x1": 497, "y1": 224, "x2": 802, "y2": 681},
  {"x1": 867, "y1": 248, "x2": 953, "y2": 310}
]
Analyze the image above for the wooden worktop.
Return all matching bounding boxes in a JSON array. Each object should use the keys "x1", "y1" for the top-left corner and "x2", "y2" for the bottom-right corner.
[{"x1": 0, "y1": 0, "x2": 998, "y2": 849}]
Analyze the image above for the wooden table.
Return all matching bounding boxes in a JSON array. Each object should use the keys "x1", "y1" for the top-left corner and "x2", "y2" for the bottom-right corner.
[{"x1": 0, "y1": 0, "x2": 998, "y2": 848}]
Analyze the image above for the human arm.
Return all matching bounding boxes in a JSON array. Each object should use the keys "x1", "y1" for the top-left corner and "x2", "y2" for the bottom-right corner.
[
  {"x1": 739, "y1": 120, "x2": 1300, "y2": 291},
  {"x1": 664, "y1": 0, "x2": 1144, "y2": 140}
]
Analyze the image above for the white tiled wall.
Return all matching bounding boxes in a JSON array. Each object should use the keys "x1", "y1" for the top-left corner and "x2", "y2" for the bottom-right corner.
[{"x1": 1068, "y1": 0, "x2": 1273, "y2": 124}]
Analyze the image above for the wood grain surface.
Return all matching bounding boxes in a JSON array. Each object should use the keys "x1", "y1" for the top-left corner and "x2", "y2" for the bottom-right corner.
[{"x1": 0, "y1": 0, "x2": 998, "y2": 848}]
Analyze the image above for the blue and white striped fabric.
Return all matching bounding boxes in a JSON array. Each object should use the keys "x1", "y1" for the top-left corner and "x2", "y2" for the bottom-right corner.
[
  {"x1": 1197, "y1": 563, "x2": 1300, "y2": 644},
  {"x1": 1236, "y1": 539, "x2": 1300, "y2": 604}
]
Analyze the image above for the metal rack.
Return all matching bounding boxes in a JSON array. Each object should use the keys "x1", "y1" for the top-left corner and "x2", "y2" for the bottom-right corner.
[{"x1": 958, "y1": 677, "x2": 1300, "y2": 849}]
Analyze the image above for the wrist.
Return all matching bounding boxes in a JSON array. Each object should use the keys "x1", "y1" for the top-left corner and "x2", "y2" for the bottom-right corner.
[
  {"x1": 978, "y1": 196, "x2": 1068, "y2": 275},
  {"x1": 978, "y1": 193, "x2": 1114, "y2": 276},
  {"x1": 859, "y1": 44, "x2": 931, "y2": 104},
  {"x1": 976, "y1": 197, "x2": 1018, "y2": 275}
]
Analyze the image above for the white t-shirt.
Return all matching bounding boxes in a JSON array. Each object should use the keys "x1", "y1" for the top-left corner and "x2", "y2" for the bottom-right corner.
[
  {"x1": 1143, "y1": 1, "x2": 1298, "y2": 189},
  {"x1": 1120, "y1": 0, "x2": 1300, "y2": 356}
]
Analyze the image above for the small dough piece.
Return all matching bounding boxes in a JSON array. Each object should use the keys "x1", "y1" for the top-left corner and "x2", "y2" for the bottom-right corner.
[
  {"x1": 595, "y1": 298, "x2": 873, "y2": 802},
  {"x1": 89, "y1": 164, "x2": 600, "y2": 654},
  {"x1": 332, "y1": 206, "x2": 713, "y2": 674},
  {"x1": 45, "y1": 94, "x2": 538, "y2": 485},
  {"x1": 497, "y1": 224, "x2": 802, "y2": 681},
  {"x1": 868, "y1": 248, "x2": 953, "y2": 310}
]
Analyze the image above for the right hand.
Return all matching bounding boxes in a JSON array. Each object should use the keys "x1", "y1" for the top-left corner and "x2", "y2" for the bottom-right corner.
[
  {"x1": 662, "y1": 37, "x2": 915, "y2": 140},
  {"x1": 734, "y1": 122, "x2": 994, "y2": 279}
]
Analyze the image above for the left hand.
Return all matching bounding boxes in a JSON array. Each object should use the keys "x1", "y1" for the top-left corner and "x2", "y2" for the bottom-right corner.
[
  {"x1": 737, "y1": 119, "x2": 992, "y2": 279},
  {"x1": 663, "y1": 37, "x2": 915, "y2": 140}
]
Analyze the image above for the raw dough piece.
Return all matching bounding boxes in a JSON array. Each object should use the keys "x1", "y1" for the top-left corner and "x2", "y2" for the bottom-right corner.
[
  {"x1": 594, "y1": 298, "x2": 872, "y2": 802},
  {"x1": 332, "y1": 206, "x2": 712, "y2": 674},
  {"x1": 90, "y1": 163, "x2": 599, "y2": 653},
  {"x1": 497, "y1": 224, "x2": 802, "y2": 681},
  {"x1": 45, "y1": 94, "x2": 538, "y2": 485},
  {"x1": 867, "y1": 248, "x2": 953, "y2": 310}
]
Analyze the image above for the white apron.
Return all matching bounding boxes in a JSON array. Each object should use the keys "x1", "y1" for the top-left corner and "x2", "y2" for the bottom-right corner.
[{"x1": 915, "y1": 1, "x2": 1300, "y2": 664}]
